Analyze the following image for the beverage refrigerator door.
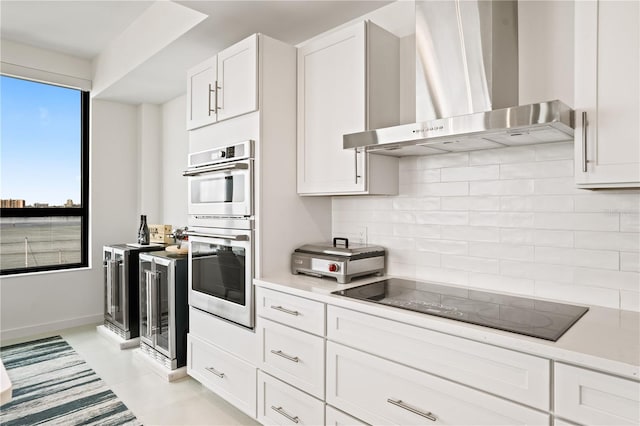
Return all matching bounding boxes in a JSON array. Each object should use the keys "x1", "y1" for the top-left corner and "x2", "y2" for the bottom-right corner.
[
  {"x1": 139, "y1": 257, "x2": 154, "y2": 347},
  {"x1": 154, "y1": 259, "x2": 174, "y2": 359}
]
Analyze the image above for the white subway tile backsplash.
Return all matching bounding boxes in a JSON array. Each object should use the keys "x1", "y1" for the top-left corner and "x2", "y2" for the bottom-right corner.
[
  {"x1": 441, "y1": 226, "x2": 500, "y2": 242},
  {"x1": 440, "y1": 165, "x2": 499, "y2": 182},
  {"x1": 470, "y1": 212, "x2": 534, "y2": 228},
  {"x1": 500, "y1": 260, "x2": 574, "y2": 283},
  {"x1": 621, "y1": 290, "x2": 640, "y2": 312},
  {"x1": 469, "y1": 145, "x2": 536, "y2": 165},
  {"x1": 575, "y1": 231, "x2": 640, "y2": 252},
  {"x1": 534, "y1": 141, "x2": 574, "y2": 160},
  {"x1": 416, "y1": 239, "x2": 468, "y2": 255},
  {"x1": 441, "y1": 196, "x2": 500, "y2": 211},
  {"x1": 441, "y1": 255, "x2": 499, "y2": 274},
  {"x1": 467, "y1": 273, "x2": 535, "y2": 295},
  {"x1": 470, "y1": 179, "x2": 535, "y2": 195},
  {"x1": 416, "y1": 211, "x2": 469, "y2": 225},
  {"x1": 574, "y1": 193, "x2": 640, "y2": 213},
  {"x1": 534, "y1": 281, "x2": 620, "y2": 309},
  {"x1": 417, "y1": 182, "x2": 469, "y2": 196},
  {"x1": 535, "y1": 247, "x2": 619, "y2": 270},
  {"x1": 573, "y1": 268, "x2": 640, "y2": 292},
  {"x1": 392, "y1": 197, "x2": 440, "y2": 211},
  {"x1": 500, "y1": 160, "x2": 573, "y2": 179},
  {"x1": 417, "y1": 152, "x2": 469, "y2": 169},
  {"x1": 331, "y1": 143, "x2": 640, "y2": 311},
  {"x1": 621, "y1": 214, "x2": 640, "y2": 232},
  {"x1": 621, "y1": 252, "x2": 640, "y2": 272},
  {"x1": 393, "y1": 224, "x2": 440, "y2": 239},
  {"x1": 534, "y1": 212, "x2": 619, "y2": 231},
  {"x1": 469, "y1": 242, "x2": 534, "y2": 261}
]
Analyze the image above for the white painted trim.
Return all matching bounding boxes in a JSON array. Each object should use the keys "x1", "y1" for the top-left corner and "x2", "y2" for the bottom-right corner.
[
  {"x1": 0, "y1": 314, "x2": 103, "y2": 342},
  {"x1": 0, "y1": 61, "x2": 92, "y2": 91}
]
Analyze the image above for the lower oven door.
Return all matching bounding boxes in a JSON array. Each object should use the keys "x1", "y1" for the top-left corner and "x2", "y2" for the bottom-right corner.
[{"x1": 187, "y1": 227, "x2": 254, "y2": 329}]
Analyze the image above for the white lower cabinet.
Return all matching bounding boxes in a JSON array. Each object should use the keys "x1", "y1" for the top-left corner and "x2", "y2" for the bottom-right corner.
[
  {"x1": 258, "y1": 318, "x2": 325, "y2": 399},
  {"x1": 326, "y1": 405, "x2": 369, "y2": 426},
  {"x1": 258, "y1": 370, "x2": 325, "y2": 426},
  {"x1": 555, "y1": 363, "x2": 640, "y2": 426},
  {"x1": 326, "y1": 341, "x2": 550, "y2": 426},
  {"x1": 187, "y1": 334, "x2": 257, "y2": 417}
]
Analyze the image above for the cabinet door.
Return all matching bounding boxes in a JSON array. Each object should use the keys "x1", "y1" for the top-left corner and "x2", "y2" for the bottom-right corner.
[
  {"x1": 186, "y1": 57, "x2": 217, "y2": 130},
  {"x1": 575, "y1": 0, "x2": 640, "y2": 188},
  {"x1": 297, "y1": 22, "x2": 368, "y2": 194},
  {"x1": 217, "y1": 34, "x2": 258, "y2": 122},
  {"x1": 326, "y1": 342, "x2": 550, "y2": 426}
]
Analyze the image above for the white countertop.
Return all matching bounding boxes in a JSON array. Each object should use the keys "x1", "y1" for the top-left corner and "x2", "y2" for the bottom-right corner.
[{"x1": 254, "y1": 273, "x2": 640, "y2": 381}]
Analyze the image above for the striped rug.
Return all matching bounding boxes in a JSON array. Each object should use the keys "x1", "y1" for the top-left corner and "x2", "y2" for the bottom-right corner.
[{"x1": 0, "y1": 335, "x2": 140, "y2": 425}]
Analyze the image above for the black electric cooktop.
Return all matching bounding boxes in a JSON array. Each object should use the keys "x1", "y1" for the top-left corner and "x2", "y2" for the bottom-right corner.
[{"x1": 332, "y1": 278, "x2": 589, "y2": 341}]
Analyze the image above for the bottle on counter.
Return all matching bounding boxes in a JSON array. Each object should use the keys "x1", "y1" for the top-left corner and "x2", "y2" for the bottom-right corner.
[{"x1": 138, "y1": 214, "x2": 150, "y2": 245}]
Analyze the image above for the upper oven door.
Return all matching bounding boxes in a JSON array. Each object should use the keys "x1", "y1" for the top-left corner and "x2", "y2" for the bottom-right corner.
[
  {"x1": 187, "y1": 227, "x2": 254, "y2": 329},
  {"x1": 184, "y1": 159, "x2": 253, "y2": 217}
]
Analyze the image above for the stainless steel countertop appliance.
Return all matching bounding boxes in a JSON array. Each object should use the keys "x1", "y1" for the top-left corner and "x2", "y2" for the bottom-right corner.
[
  {"x1": 333, "y1": 278, "x2": 589, "y2": 341},
  {"x1": 292, "y1": 238, "x2": 385, "y2": 283}
]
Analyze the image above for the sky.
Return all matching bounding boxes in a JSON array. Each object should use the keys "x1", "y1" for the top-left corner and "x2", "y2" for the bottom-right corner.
[{"x1": 1, "y1": 75, "x2": 82, "y2": 206}]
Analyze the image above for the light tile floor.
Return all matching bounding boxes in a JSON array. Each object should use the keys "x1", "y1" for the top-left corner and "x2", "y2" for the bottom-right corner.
[{"x1": 2, "y1": 324, "x2": 260, "y2": 426}]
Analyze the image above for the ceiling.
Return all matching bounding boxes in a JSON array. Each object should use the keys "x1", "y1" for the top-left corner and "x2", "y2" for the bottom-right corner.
[{"x1": 0, "y1": 0, "x2": 396, "y2": 104}]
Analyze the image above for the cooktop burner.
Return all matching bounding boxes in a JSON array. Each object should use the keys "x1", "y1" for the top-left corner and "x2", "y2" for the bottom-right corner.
[{"x1": 332, "y1": 278, "x2": 589, "y2": 341}]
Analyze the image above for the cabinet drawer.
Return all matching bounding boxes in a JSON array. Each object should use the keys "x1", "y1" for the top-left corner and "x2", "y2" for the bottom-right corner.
[
  {"x1": 327, "y1": 305, "x2": 550, "y2": 409},
  {"x1": 326, "y1": 405, "x2": 369, "y2": 426},
  {"x1": 259, "y1": 318, "x2": 324, "y2": 399},
  {"x1": 257, "y1": 370, "x2": 324, "y2": 426},
  {"x1": 187, "y1": 334, "x2": 257, "y2": 417},
  {"x1": 555, "y1": 363, "x2": 640, "y2": 425},
  {"x1": 256, "y1": 287, "x2": 325, "y2": 335},
  {"x1": 327, "y1": 342, "x2": 549, "y2": 426}
]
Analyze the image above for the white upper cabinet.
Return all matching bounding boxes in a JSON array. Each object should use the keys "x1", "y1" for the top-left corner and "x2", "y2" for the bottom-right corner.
[
  {"x1": 297, "y1": 21, "x2": 400, "y2": 196},
  {"x1": 574, "y1": 0, "x2": 640, "y2": 188},
  {"x1": 187, "y1": 35, "x2": 258, "y2": 130}
]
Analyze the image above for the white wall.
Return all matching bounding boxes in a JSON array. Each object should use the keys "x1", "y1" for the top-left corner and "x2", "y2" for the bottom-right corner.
[
  {"x1": 160, "y1": 95, "x2": 189, "y2": 227},
  {"x1": 137, "y1": 103, "x2": 162, "y2": 222},
  {"x1": 0, "y1": 99, "x2": 140, "y2": 340}
]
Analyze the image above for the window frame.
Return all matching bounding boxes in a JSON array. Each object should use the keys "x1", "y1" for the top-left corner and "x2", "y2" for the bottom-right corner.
[{"x1": 0, "y1": 84, "x2": 90, "y2": 275}]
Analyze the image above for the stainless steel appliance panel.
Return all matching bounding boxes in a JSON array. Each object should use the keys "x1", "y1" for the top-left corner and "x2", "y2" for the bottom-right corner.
[{"x1": 187, "y1": 226, "x2": 254, "y2": 328}]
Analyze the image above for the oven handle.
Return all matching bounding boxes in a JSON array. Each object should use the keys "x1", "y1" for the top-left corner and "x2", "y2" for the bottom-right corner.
[
  {"x1": 182, "y1": 162, "x2": 248, "y2": 177},
  {"x1": 184, "y1": 231, "x2": 249, "y2": 241}
]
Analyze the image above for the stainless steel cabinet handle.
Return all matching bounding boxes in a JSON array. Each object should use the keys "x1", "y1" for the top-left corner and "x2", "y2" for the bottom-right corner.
[
  {"x1": 208, "y1": 83, "x2": 216, "y2": 115},
  {"x1": 184, "y1": 231, "x2": 249, "y2": 241},
  {"x1": 387, "y1": 398, "x2": 437, "y2": 422},
  {"x1": 582, "y1": 111, "x2": 588, "y2": 173},
  {"x1": 104, "y1": 261, "x2": 111, "y2": 315},
  {"x1": 354, "y1": 149, "x2": 362, "y2": 184},
  {"x1": 145, "y1": 270, "x2": 154, "y2": 337},
  {"x1": 270, "y1": 350, "x2": 299, "y2": 363},
  {"x1": 205, "y1": 367, "x2": 225, "y2": 378},
  {"x1": 182, "y1": 162, "x2": 248, "y2": 177},
  {"x1": 270, "y1": 305, "x2": 299, "y2": 316},
  {"x1": 215, "y1": 81, "x2": 222, "y2": 110},
  {"x1": 270, "y1": 406, "x2": 299, "y2": 424}
]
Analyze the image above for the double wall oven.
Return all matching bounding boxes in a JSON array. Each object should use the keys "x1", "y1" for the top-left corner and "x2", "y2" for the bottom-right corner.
[{"x1": 183, "y1": 140, "x2": 255, "y2": 329}]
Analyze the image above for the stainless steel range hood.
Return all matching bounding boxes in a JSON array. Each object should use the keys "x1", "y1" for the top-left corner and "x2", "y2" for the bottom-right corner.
[{"x1": 344, "y1": 0, "x2": 575, "y2": 157}]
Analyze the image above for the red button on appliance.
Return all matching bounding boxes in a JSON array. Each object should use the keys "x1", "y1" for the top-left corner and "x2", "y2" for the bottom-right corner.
[{"x1": 328, "y1": 263, "x2": 339, "y2": 272}]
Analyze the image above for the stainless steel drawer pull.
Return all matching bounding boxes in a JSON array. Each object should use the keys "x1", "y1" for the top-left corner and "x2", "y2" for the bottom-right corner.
[
  {"x1": 270, "y1": 305, "x2": 299, "y2": 316},
  {"x1": 270, "y1": 350, "x2": 299, "y2": 363},
  {"x1": 387, "y1": 398, "x2": 437, "y2": 422},
  {"x1": 205, "y1": 367, "x2": 225, "y2": 378},
  {"x1": 582, "y1": 111, "x2": 588, "y2": 172},
  {"x1": 271, "y1": 406, "x2": 299, "y2": 424}
]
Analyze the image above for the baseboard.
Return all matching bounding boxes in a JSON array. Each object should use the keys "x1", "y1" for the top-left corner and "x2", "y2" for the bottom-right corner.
[{"x1": 0, "y1": 314, "x2": 104, "y2": 342}]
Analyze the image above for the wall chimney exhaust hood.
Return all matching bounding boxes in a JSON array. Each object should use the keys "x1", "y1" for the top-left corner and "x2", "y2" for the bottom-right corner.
[{"x1": 344, "y1": 0, "x2": 575, "y2": 157}]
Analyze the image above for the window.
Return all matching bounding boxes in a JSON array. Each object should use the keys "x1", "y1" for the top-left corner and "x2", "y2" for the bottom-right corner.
[{"x1": 0, "y1": 75, "x2": 89, "y2": 275}]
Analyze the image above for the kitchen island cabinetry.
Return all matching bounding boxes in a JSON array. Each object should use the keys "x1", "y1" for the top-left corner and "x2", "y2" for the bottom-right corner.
[
  {"x1": 186, "y1": 34, "x2": 257, "y2": 130},
  {"x1": 574, "y1": 0, "x2": 640, "y2": 188},
  {"x1": 297, "y1": 20, "x2": 399, "y2": 196}
]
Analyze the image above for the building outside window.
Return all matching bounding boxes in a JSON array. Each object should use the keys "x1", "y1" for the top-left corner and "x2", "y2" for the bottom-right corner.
[{"x1": 0, "y1": 75, "x2": 89, "y2": 275}]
